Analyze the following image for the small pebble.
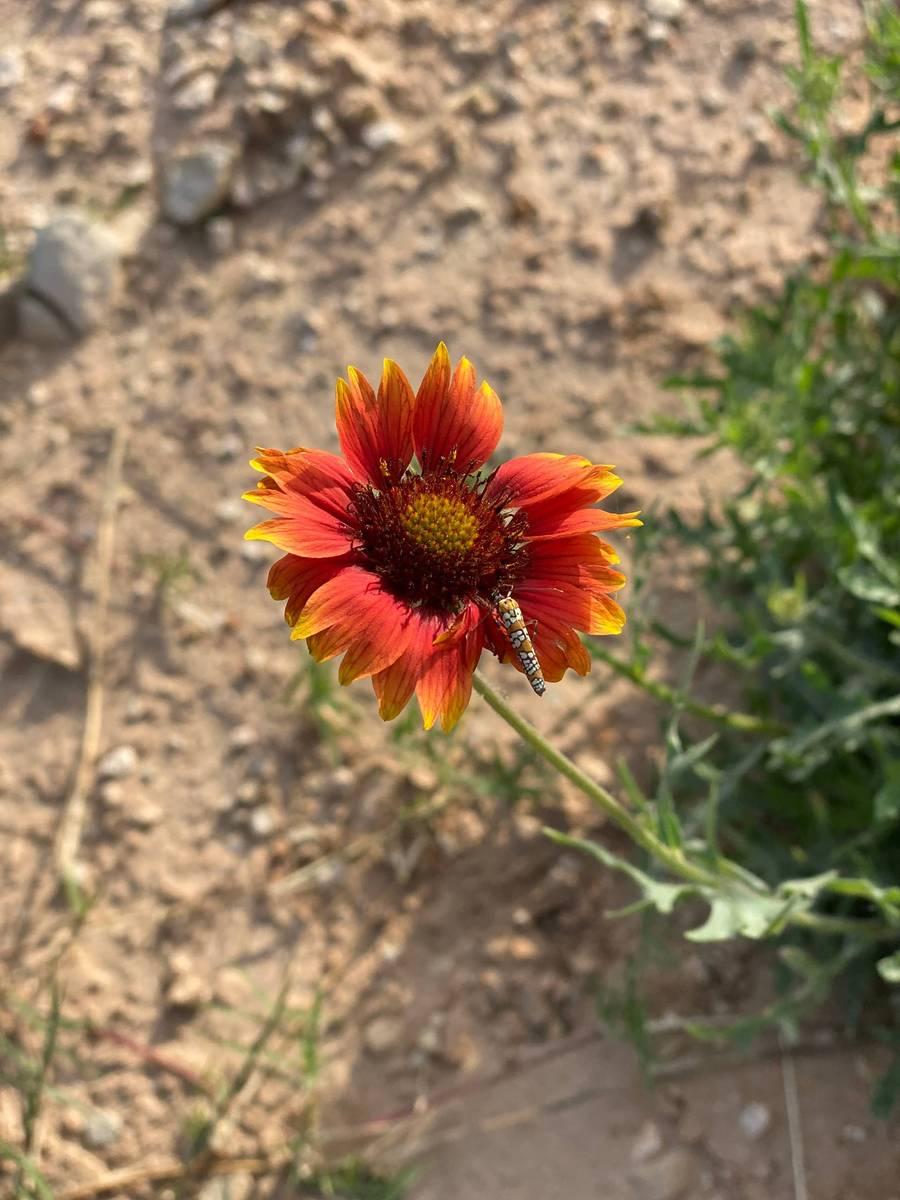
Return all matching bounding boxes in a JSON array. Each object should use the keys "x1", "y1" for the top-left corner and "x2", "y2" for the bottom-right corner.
[
  {"x1": 83, "y1": 1109, "x2": 123, "y2": 1150},
  {"x1": 215, "y1": 497, "x2": 244, "y2": 524},
  {"x1": 364, "y1": 1015, "x2": 403, "y2": 1056},
  {"x1": 228, "y1": 724, "x2": 259, "y2": 753},
  {"x1": 206, "y1": 216, "x2": 235, "y2": 255},
  {"x1": 248, "y1": 807, "x2": 275, "y2": 838},
  {"x1": 98, "y1": 744, "x2": 139, "y2": 780},
  {"x1": 361, "y1": 120, "x2": 404, "y2": 151},
  {"x1": 631, "y1": 1120, "x2": 664, "y2": 1164},
  {"x1": 645, "y1": 0, "x2": 684, "y2": 19},
  {"x1": 739, "y1": 1101, "x2": 771, "y2": 1141},
  {"x1": 0, "y1": 50, "x2": 24, "y2": 89}
]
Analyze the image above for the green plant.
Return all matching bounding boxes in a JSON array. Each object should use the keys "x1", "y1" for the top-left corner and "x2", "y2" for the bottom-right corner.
[{"x1": 563, "y1": 0, "x2": 900, "y2": 1108}]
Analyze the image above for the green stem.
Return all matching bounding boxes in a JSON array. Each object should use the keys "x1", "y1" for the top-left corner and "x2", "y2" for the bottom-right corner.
[
  {"x1": 472, "y1": 671, "x2": 712, "y2": 887},
  {"x1": 588, "y1": 645, "x2": 787, "y2": 736},
  {"x1": 472, "y1": 671, "x2": 895, "y2": 943}
]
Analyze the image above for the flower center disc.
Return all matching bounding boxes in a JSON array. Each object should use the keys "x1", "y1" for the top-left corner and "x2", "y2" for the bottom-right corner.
[
  {"x1": 351, "y1": 469, "x2": 529, "y2": 615},
  {"x1": 401, "y1": 494, "x2": 478, "y2": 557}
]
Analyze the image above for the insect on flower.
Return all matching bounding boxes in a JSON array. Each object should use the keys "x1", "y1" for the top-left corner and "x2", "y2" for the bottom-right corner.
[
  {"x1": 243, "y1": 343, "x2": 640, "y2": 731},
  {"x1": 493, "y1": 594, "x2": 546, "y2": 696}
]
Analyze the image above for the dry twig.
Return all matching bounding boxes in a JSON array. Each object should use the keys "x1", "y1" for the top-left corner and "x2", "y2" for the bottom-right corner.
[
  {"x1": 781, "y1": 1032, "x2": 810, "y2": 1200},
  {"x1": 54, "y1": 421, "x2": 128, "y2": 889}
]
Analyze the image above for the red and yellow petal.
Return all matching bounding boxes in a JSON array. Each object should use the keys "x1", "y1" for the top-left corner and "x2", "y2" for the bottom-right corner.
[
  {"x1": 371, "y1": 613, "x2": 439, "y2": 721},
  {"x1": 486, "y1": 453, "x2": 621, "y2": 512},
  {"x1": 527, "y1": 532, "x2": 622, "y2": 571},
  {"x1": 267, "y1": 554, "x2": 353, "y2": 625},
  {"x1": 371, "y1": 605, "x2": 484, "y2": 730},
  {"x1": 289, "y1": 565, "x2": 416, "y2": 684},
  {"x1": 415, "y1": 621, "x2": 484, "y2": 732},
  {"x1": 413, "y1": 343, "x2": 503, "y2": 472},
  {"x1": 518, "y1": 581, "x2": 626, "y2": 636},
  {"x1": 526, "y1": 537, "x2": 627, "y2": 596},
  {"x1": 525, "y1": 506, "x2": 642, "y2": 541},
  {"x1": 250, "y1": 446, "x2": 359, "y2": 491},
  {"x1": 247, "y1": 447, "x2": 359, "y2": 521},
  {"x1": 244, "y1": 494, "x2": 356, "y2": 557},
  {"x1": 335, "y1": 360, "x2": 415, "y2": 484}
]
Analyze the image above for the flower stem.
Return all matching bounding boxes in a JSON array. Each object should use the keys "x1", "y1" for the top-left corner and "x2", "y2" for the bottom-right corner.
[
  {"x1": 471, "y1": 671, "x2": 895, "y2": 943},
  {"x1": 471, "y1": 671, "x2": 711, "y2": 886}
]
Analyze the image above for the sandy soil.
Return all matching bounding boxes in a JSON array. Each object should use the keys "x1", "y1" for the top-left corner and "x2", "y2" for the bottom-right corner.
[{"x1": 2, "y1": 0, "x2": 897, "y2": 1197}]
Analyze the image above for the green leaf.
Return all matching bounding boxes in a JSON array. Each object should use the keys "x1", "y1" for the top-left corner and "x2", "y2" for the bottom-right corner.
[
  {"x1": 545, "y1": 830, "x2": 691, "y2": 916},
  {"x1": 877, "y1": 951, "x2": 900, "y2": 984},
  {"x1": 686, "y1": 890, "x2": 794, "y2": 942},
  {"x1": 874, "y1": 760, "x2": 900, "y2": 824}
]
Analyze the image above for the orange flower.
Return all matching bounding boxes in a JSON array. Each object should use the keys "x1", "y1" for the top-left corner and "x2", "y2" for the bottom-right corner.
[{"x1": 244, "y1": 344, "x2": 640, "y2": 731}]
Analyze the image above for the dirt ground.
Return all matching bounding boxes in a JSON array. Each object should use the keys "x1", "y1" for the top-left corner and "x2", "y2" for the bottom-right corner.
[{"x1": 2, "y1": 0, "x2": 898, "y2": 1198}]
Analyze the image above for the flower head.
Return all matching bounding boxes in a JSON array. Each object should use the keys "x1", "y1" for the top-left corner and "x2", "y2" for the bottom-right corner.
[{"x1": 244, "y1": 343, "x2": 640, "y2": 731}]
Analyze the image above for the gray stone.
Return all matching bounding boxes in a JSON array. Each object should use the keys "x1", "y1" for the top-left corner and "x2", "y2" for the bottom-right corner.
[
  {"x1": 16, "y1": 295, "x2": 72, "y2": 345},
  {"x1": 165, "y1": 0, "x2": 224, "y2": 23},
  {"x1": 21, "y1": 213, "x2": 119, "y2": 340},
  {"x1": 98, "y1": 744, "x2": 139, "y2": 780},
  {"x1": 83, "y1": 1109, "x2": 123, "y2": 1150},
  {"x1": 159, "y1": 142, "x2": 238, "y2": 225},
  {"x1": 629, "y1": 1147, "x2": 698, "y2": 1200}
]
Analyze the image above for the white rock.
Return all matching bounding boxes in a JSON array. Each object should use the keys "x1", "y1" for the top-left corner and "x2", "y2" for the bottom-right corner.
[
  {"x1": 645, "y1": 0, "x2": 685, "y2": 19},
  {"x1": 361, "y1": 120, "x2": 404, "y2": 151},
  {"x1": 644, "y1": 20, "x2": 671, "y2": 45},
  {"x1": 83, "y1": 1109, "x2": 122, "y2": 1149},
  {"x1": 165, "y1": 951, "x2": 211, "y2": 1009},
  {"x1": 159, "y1": 142, "x2": 238, "y2": 225},
  {"x1": 98, "y1": 744, "x2": 139, "y2": 780},
  {"x1": 215, "y1": 497, "x2": 244, "y2": 524},
  {"x1": 241, "y1": 540, "x2": 272, "y2": 563},
  {"x1": 228, "y1": 724, "x2": 259, "y2": 752},
  {"x1": 739, "y1": 1101, "x2": 771, "y2": 1141},
  {"x1": 129, "y1": 801, "x2": 164, "y2": 828},
  {"x1": 631, "y1": 1120, "x2": 664, "y2": 1163},
  {"x1": 249, "y1": 807, "x2": 276, "y2": 838},
  {"x1": 586, "y1": 2, "x2": 614, "y2": 34},
  {"x1": 0, "y1": 50, "x2": 24, "y2": 89},
  {"x1": 47, "y1": 80, "x2": 79, "y2": 116},
  {"x1": 364, "y1": 1015, "x2": 403, "y2": 1056},
  {"x1": 172, "y1": 71, "x2": 218, "y2": 112},
  {"x1": 198, "y1": 1174, "x2": 253, "y2": 1200}
]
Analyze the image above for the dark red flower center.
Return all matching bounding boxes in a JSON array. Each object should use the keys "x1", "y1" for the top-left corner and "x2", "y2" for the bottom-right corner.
[{"x1": 350, "y1": 465, "x2": 529, "y2": 614}]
